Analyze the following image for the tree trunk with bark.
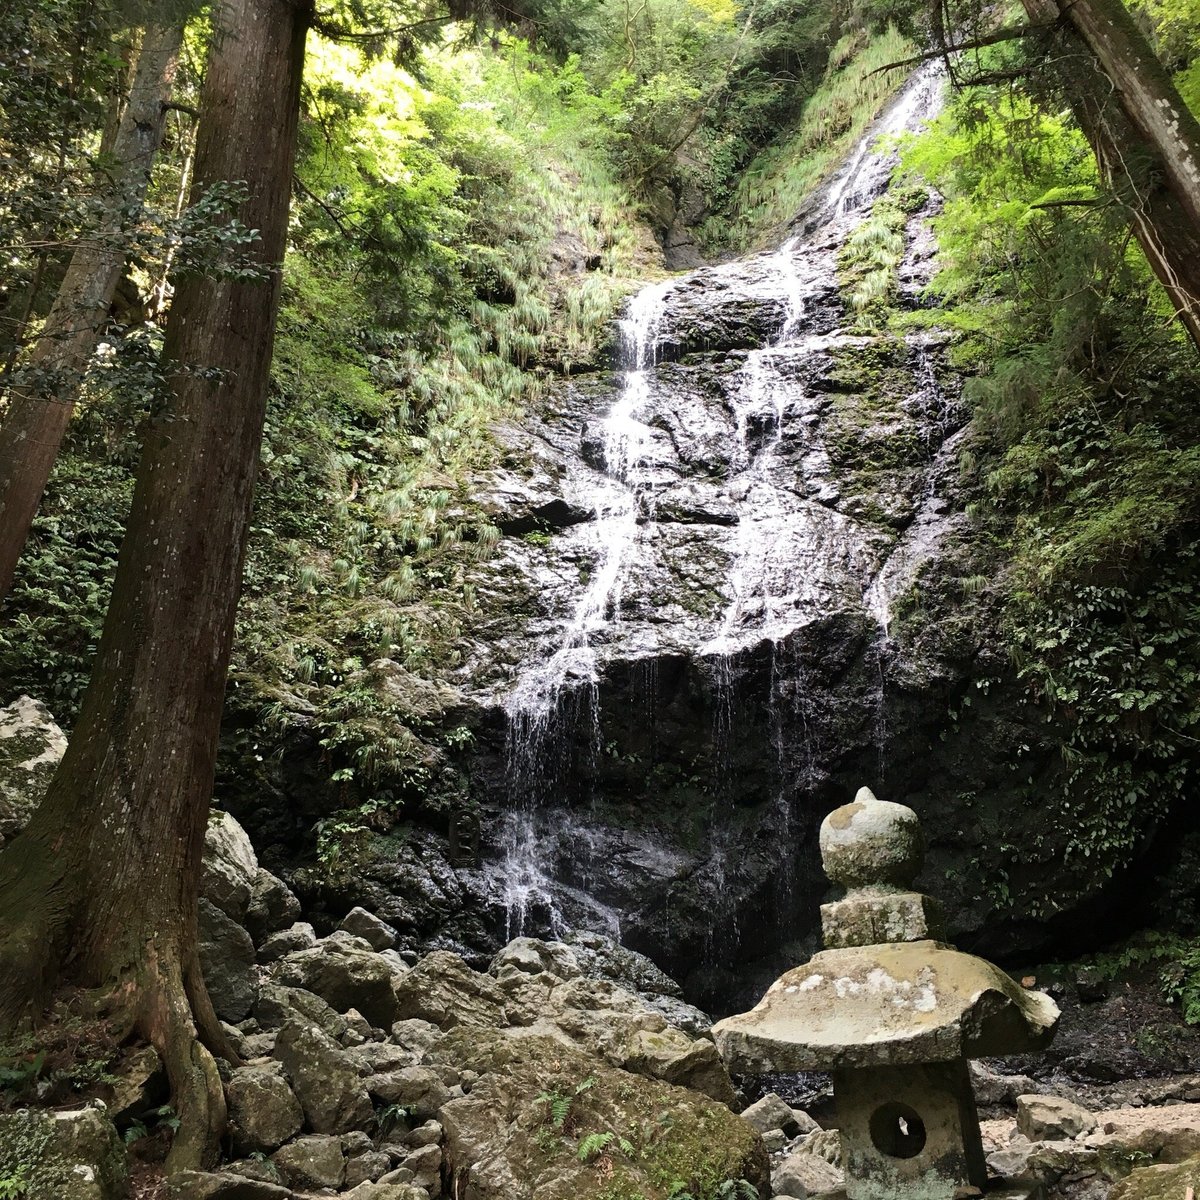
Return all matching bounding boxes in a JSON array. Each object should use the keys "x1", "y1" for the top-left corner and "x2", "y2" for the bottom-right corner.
[
  {"x1": 0, "y1": 0, "x2": 310, "y2": 1171},
  {"x1": 1021, "y1": 0, "x2": 1200, "y2": 350},
  {"x1": 0, "y1": 22, "x2": 183, "y2": 603}
]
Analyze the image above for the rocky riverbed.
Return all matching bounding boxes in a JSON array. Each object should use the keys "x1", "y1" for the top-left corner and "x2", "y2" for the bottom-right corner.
[{"x1": 5, "y1": 797, "x2": 1200, "y2": 1200}]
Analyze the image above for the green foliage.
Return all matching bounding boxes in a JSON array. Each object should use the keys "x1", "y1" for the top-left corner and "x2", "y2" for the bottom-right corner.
[
  {"x1": 536, "y1": 1074, "x2": 596, "y2": 1131},
  {"x1": 839, "y1": 195, "x2": 907, "y2": 327},
  {"x1": 123, "y1": 1104, "x2": 180, "y2": 1145},
  {"x1": 896, "y1": 37, "x2": 1200, "y2": 878},
  {"x1": 716, "y1": 24, "x2": 917, "y2": 247},
  {"x1": 0, "y1": 1111, "x2": 50, "y2": 1199}
]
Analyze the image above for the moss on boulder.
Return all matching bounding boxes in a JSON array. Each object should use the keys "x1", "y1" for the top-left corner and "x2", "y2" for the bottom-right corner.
[{"x1": 436, "y1": 1028, "x2": 767, "y2": 1200}]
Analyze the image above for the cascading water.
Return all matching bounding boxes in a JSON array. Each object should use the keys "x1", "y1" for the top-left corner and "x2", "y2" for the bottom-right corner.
[
  {"x1": 496, "y1": 280, "x2": 673, "y2": 939},
  {"x1": 476, "y1": 64, "x2": 953, "y2": 998}
]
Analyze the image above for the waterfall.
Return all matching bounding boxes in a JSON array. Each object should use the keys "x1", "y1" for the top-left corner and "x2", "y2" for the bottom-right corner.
[
  {"x1": 495, "y1": 280, "x2": 673, "y2": 939},
  {"x1": 482, "y1": 64, "x2": 951, "y2": 977}
]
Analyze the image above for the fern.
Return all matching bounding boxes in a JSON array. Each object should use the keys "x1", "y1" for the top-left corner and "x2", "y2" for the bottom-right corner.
[
  {"x1": 535, "y1": 1088, "x2": 573, "y2": 1130},
  {"x1": 578, "y1": 1131, "x2": 615, "y2": 1162}
]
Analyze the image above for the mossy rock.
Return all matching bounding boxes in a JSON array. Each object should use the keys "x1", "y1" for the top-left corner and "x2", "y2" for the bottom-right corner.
[
  {"x1": 436, "y1": 1029, "x2": 767, "y2": 1200},
  {"x1": 0, "y1": 1107, "x2": 127, "y2": 1199},
  {"x1": 0, "y1": 695, "x2": 66, "y2": 845},
  {"x1": 1109, "y1": 1154, "x2": 1200, "y2": 1200}
]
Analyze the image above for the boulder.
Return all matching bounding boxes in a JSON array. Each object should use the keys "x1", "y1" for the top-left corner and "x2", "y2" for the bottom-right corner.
[
  {"x1": 642, "y1": 993, "x2": 714, "y2": 1039},
  {"x1": 617, "y1": 1026, "x2": 737, "y2": 1106},
  {"x1": 0, "y1": 1105, "x2": 126, "y2": 1200},
  {"x1": 1110, "y1": 1155, "x2": 1200, "y2": 1200},
  {"x1": 435, "y1": 1028, "x2": 767, "y2": 1200},
  {"x1": 271, "y1": 1133, "x2": 346, "y2": 1190},
  {"x1": 740, "y1": 1091, "x2": 815, "y2": 1137},
  {"x1": 340, "y1": 906, "x2": 400, "y2": 951},
  {"x1": 1016, "y1": 1094, "x2": 1098, "y2": 1141},
  {"x1": 346, "y1": 1151, "x2": 393, "y2": 1187},
  {"x1": 166, "y1": 1173, "x2": 289, "y2": 1199},
  {"x1": 799, "y1": 1127, "x2": 843, "y2": 1165},
  {"x1": 201, "y1": 810, "x2": 258, "y2": 922},
  {"x1": 405, "y1": 1120, "x2": 444, "y2": 1149},
  {"x1": 226, "y1": 1066, "x2": 303, "y2": 1155},
  {"x1": 489, "y1": 937, "x2": 581, "y2": 979},
  {"x1": 392, "y1": 950, "x2": 507, "y2": 1030},
  {"x1": 391, "y1": 1017, "x2": 447, "y2": 1057},
  {"x1": 564, "y1": 930, "x2": 683, "y2": 997},
  {"x1": 273, "y1": 1021, "x2": 373, "y2": 1134},
  {"x1": 255, "y1": 982, "x2": 347, "y2": 1040},
  {"x1": 970, "y1": 1061, "x2": 1042, "y2": 1107},
  {"x1": 256, "y1": 921, "x2": 317, "y2": 965},
  {"x1": 198, "y1": 897, "x2": 258, "y2": 1022},
  {"x1": 401, "y1": 1142, "x2": 442, "y2": 1190},
  {"x1": 245, "y1": 868, "x2": 301, "y2": 944},
  {"x1": 271, "y1": 939, "x2": 402, "y2": 1028},
  {"x1": 106, "y1": 1044, "x2": 165, "y2": 1125},
  {"x1": 773, "y1": 1149, "x2": 845, "y2": 1197},
  {"x1": 1086, "y1": 1103, "x2": 1200, "y2": 1162},
  {"x1": 341, "y1": 1184, "x2": 430, "y2": 1200},
  {"x1": 0, "y1": 695, "x2": 66, "y2": 845},
  {"x1": 367, "y1": 1065, "x2": 452, "y2": 1118}
]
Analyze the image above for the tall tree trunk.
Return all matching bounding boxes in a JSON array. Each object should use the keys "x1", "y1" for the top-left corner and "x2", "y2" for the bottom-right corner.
[
  {"x1": 1020, "y1": 0, "x2": 1200, "y2": 350},
  {"x1": 0, "y1": 21, "x2": 182, "y2": 603},
  {"x1": 0, "y1": 0, "x2": 310, "y2": 1172}
]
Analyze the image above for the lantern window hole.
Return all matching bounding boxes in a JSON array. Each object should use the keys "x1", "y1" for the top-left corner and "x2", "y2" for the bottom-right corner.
[{"x1": 869, "y1": 1102, "x2": 927, "y2": 1159}]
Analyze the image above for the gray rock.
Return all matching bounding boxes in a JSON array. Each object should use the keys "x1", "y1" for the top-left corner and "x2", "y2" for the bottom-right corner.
[
  {"x1": 201, "y1": 810, "x2": 259, "y2": 922},
  {"x1": 564, "y1": 930, "x2": 683, "y2": 997},
  {"x1": 256, "y1": 922, "x2": 317, "y2": 965},
  {"x1": 642, "y1": 993, "x2": 713, "y2": 1039},
  {"x1": 245, "y1": 868, "x2": 301, "y2": 945},
  {"x1": 488, "y1": 937, "x2": 581, "y2": 979},
  {"x1": 0, "y1": 1106, "x2": 126, "y2": 1200},
  {"x1": 340, "y1": 906, "x2": 400, "y2": 951},
  {"x1": 401, "y1": 1142, "x2": 441, "y2": 1190},
  {"x1": 341, "y1": 1183, "x2": 430, "y2": 1200},
  {"x1": 987, "y1": 1145, "x2": 1034, "y2": 1178},
  {"x1": 271, "y1": 940, "x2": 402, "y2": 1028},
  {"x1": 798, "y1": 1128, "x2": 842, "y2": 1165},
  {"x1": 346, "y1": 1151, "x2": 393, "y2": 1187},
  {"x1": 107, "y1": 1045, "x2": 165, "y2": 1125},
  {"x1": 970, "y1": 1061, "x2": 1041, "y2": 1106},
  {"x1": 1016, "y1": 1094, "x2": 1098, "y2": 1141},
  {"x1": 392, "y1": 951, "x2": 507, "y2": 1030},
  {"x1": 773, "y1": 1149, "x2": 845, "y2": 1197},
  {"x1": 404, "y1": 1120, "x2": 443, "y2": 1149},
  {"x1": 166, "y1": 1171, "x2": 288, "y2": 1199},
  {"x1": 342, "y1": 1130, "x2": 374, "y2": 1157},
  {"x1": 273, "y1": 1021, "x2": 373, "y2": 1134},
  {"x1": 368, "y1": 1066, "x2": 452, "y2": 1118},
  {"x1": 226, "y1": 1066, "x2": 303, "y2": 1155},
  {"x1": 198, "y1": 897, "x2": 258, "y2": 1022},
  {"x1": 391, "y1": 1018, "x2": 446, "y2": 1056},
  {"x1": 741, "y1": 1091, "x2": 806, "y2": 1136},
  {"x1": 271, "y1": 1133, "x2": 346, "y2": 1190},
  {"x1": 618, "y1": 1025, "x2": 737, "y2": 1107},
  {"x1": 254, "y1": 981, "x2": 348, "y2": 1040},
  {"x1": 0, "y1": 695, "x2": 65, "y2": 846}
]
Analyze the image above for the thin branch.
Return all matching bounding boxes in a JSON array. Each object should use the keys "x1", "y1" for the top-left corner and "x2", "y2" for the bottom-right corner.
[
  {"x1": 311, "y1": 15, "x2": 450, "y2": 42},
  {"x1": 161, "y1": 101, "x2": 200, "y2": 119},
  {"x1": 1029, "y1": 197, "x2": 1112, "y2": 209},
  {"x1": 867, "y1": 22, "x2": 1054, "y2": 77}
]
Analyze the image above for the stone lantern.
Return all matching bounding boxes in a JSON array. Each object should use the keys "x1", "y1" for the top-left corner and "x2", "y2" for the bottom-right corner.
[{"x1": 712, "y1": 787, "x2": 1059, "y2": 1200}]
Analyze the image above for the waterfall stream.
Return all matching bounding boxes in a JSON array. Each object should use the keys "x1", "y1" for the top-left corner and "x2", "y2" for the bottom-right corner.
[{"x1": 483, "y1": 65, "x2": 952, "y2": 986}]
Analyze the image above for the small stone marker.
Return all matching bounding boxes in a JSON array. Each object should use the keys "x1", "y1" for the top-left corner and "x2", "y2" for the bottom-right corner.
[{"x1": 713, "y1": 787, "x2": 1061, "y2": 1200}]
